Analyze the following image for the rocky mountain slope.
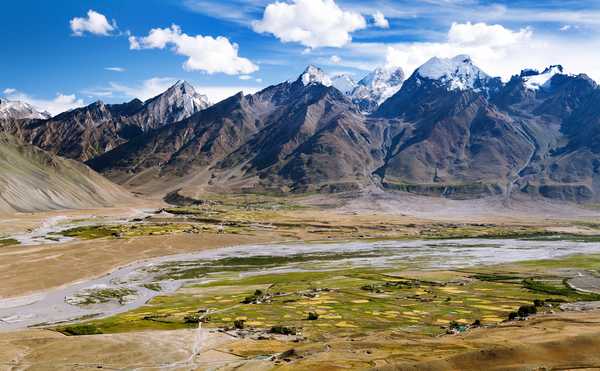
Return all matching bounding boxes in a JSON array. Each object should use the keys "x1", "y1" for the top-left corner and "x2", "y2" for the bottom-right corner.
[
  {"x1": 88, "y1": 66, "x2": 380, "y2": 193},
  {"x1": 0, "y1": 134, "x2": 130, "y2": 213},
  {"x1": 374, "y1": 56, "x2": 600, "y2": 202},
  {"x1": 86, "y1": 58, "x2": 600, "y2": 202},
  {"x1": 1, "y1": 81, "x2": 209, "y2": 161}
]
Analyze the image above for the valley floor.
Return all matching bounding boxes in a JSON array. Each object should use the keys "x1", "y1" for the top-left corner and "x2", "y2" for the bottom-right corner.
[{"x1": 1, "y1": 191, "x2": 600, "y2": 370}]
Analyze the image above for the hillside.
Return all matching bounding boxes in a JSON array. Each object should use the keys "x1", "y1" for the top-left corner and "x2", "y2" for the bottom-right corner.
[{"x1": 0, "y1": 134, "x2": 131, "y2": 213}]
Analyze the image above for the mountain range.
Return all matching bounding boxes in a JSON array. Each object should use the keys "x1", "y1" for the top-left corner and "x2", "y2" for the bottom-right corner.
[
  {"x1": 0, "y1": 81, "x2": 209, "y2": 162},
  {"x1": 0, "y1": 98, "x2": 51, "y2": 120},
  {"x1": 3, "y1": 55, "x2": 600, "y2": 204}
]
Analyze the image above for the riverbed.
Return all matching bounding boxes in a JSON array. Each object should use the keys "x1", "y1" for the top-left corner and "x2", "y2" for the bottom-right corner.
[{"x1": 1, "y1": 238, "x2": 600, "y2": 331}]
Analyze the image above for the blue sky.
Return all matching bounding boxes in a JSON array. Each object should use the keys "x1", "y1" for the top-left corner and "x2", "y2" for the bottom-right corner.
[{"x1": 2, "y1": 0, "x2": 600, "y2": 114}]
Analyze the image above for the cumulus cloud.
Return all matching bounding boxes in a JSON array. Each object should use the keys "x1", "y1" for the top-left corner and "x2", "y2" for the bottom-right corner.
[
  {"x1": 70, "y1": 10, "x2": 116, "y2": 36},
  {"x1": 252, "y1": 0, "x2": 367, "y2": 48},
  {"x1": 381, "y1": 21, "x2": 600, "y2": 82},
  {"x1": 3, "y1": 90, "x2": 84, "y2": 116},
  {"x1": 372, "y1": 11, "x2": 389, "y2": 29},
  {"x1": 330, "y1": 55, "x2": 342, "y2": 64},
  {"x1": 384, "y1": 22, "x2": 534, "y2": 80},
  {"x1": 447, "y1": 22, "x2": 531, "y2": 48},
  {"x1": 129, "y1": 24, "x2": 258, "y2": 75},
  {"x1": 105, "y1": 67, "x2": 126, "y2": 72}
]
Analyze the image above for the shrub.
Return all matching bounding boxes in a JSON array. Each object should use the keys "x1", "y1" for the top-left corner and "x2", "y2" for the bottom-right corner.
[
  {"x1": 241, "y1": 289, "x2": 265, "y2": 304},
  {"x1": 61, "y1": 324, "x2": 102, "y2": 336},
  {"x1": 184, "y1": 314, "x2": 201, "y2": 323},
  {"x1": 270, "y1": 326, "x2": 297, "y2": 335},
  {"x1": 517, "y1": 305, "x2": 537, "y2": 317},
  {"x1": 234, "y1": 319, "x2": 245, "y2": 329},
  {"x1": 307, "y1": 312, "x2": 319, "y2": 320}
]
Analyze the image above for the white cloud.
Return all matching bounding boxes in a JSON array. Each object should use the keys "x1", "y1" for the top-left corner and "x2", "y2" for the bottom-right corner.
[
  {"x1": 201, "y1": 86, "x2": 262, "y2": 103},
  {"x1": 105, "y1": 67, "x2": 126, "y2": 72},
  {"x1": 447, "y1": 22, "x2": 531, "y2": 48},
  {"x1": 383, "y1": 22, "x2": 600, "y2": 82},
  {"x1": 384, "y1": 22, "x2": 531, "y2": 80},
  {"x1": 128, "y1": 35, "x2": 140, "y2": 49},
  {"x1": 372, "y1": 11, "x2": 389, "y2": 29},
  {"x1": 255, "y1": 78, "x2": 263, "y2": 83},
  {"x1": 84, "y1": 77, "x2": 263, "y2": 104},
  {"x1": 129, "y1": 24, "x2": 258, "y2": 75},
  {"x1": 330, "y1": 55, "x2": 342, "y2": 64},
  {"x1": 560, "y1": 25, "x2": 572, "y2": 31},
  {"x1": 182, "y1": 0, "x2": 265, "y2": 25},
  {"x1": 70, "y1": 10, "x2": 116, "y2": 36},
  {"x1": 107, "y1": 78, "x2": 177, "y2": 101},
  {"x1": 252, "y1": 0, "x2": 367, "y2": 48},
  {"x1": 238, "y1": 75, "x2": 253, "y2": 80},
  {"x1": 3, "y1": 90, "x2": 84, "y2": 116}
]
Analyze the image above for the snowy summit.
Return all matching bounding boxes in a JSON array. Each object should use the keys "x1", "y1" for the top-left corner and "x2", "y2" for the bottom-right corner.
[
  {"x1": 354, "y1": 67, "x2": 405, "y2": 105},
  {"x1": 300, "y1": 65, "x2": 332, "y2": 87},
  {"x1": 416, "y1": 55, "x2": 490, "y2": 91}
]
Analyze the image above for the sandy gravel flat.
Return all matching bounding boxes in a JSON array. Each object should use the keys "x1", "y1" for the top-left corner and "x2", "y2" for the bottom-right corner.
[{"x1": 0, "y1": 232, "x2": 277, "y2": 299}]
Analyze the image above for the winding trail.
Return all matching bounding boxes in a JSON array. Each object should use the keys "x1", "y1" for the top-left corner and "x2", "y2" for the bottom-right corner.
[{"x1": 145, "y1": 304, "x2": 243, "y2": 370}]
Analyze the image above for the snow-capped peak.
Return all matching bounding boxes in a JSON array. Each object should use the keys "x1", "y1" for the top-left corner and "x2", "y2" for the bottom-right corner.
[
  {"x1": 521, "y1": 65, "x2": 564, "y2": 91},
  {"x1": 331, "y1": 74, "x2": 357, "y2": 95},
  {"x1": 416, "y1": 54, "x2": 489, "y2": 91},
  {"x1": 356, "y1": 66, "x2": 405, "y2": 103},
  {"x1": 293, "y1": 64, "x2": 406, "y2": 113},
  {"x1": 359, "y1": 67, "x2": 403, "y2": 88},
  {"x1": 299, "y1": 65, "x2": 332, "y2": 87},
  {"x1": 168, "y1": 80, "x2": 198, "y2": 95},
  {"x1": 146, "y1": 80, "x2": 210, "y2": 110},
  {"x1": 0, "y1": 98, "x2": 51, "y2": 120},
  {"x1": 135, "y1": 80, "x2": 210, "y2": 130}
]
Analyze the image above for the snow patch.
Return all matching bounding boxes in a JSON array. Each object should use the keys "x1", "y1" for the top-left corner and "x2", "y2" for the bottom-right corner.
[{"x1": 522, "y1": 65, "x2": 564, "y2": 90}]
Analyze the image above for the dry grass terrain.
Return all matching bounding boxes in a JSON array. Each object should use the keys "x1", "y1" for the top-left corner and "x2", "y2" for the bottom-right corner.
[{"x1": 3, "y1": 310, "x2": 600, "y2": 370}]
